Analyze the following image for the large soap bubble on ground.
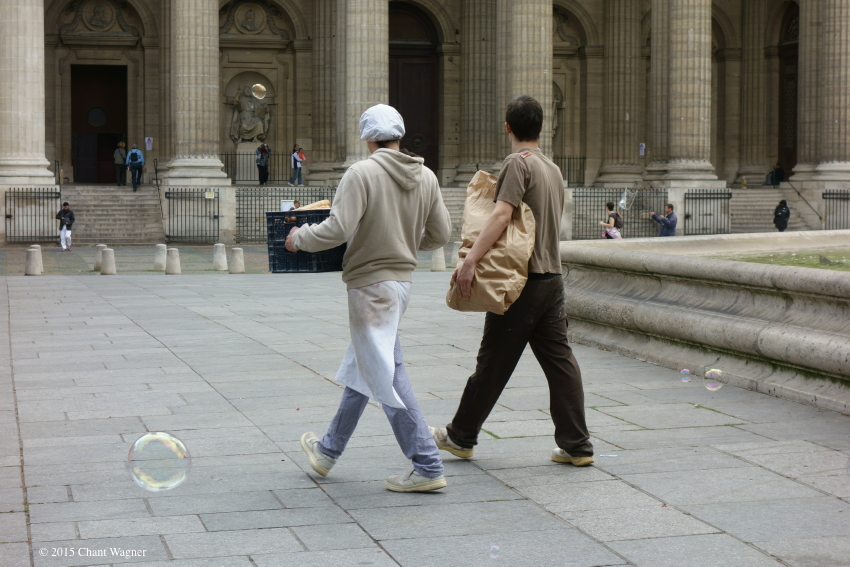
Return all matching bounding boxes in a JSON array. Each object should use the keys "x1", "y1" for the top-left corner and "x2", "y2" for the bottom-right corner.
[{"x1": 127, "y1": 432, "x2": 192, "y2": 492}]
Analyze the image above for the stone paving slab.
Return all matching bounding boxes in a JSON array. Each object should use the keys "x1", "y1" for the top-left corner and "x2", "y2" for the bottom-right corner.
[{"x1": 1, "y1": 272, "x2": 849, "y2": 566}]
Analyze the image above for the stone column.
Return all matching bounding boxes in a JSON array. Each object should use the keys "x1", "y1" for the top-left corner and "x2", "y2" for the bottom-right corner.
[
  {"x1": 665, "y1": 0, "x2": 717, "y2": 179},
  {"x1": 597, "y1": 0, "x2": 643, "y2": 184},
  {"x1": 645, "y1": 0, "x2": 669, "y2": 180},
  {"x1": 455, "y1": 0, "x2": 499, "y2": 184},
  {"x1": 497, "y1": 0, "x2": 553, "y2": 156},
  {"x1": 310, "y1": 0, "x2": 339, "y2": 179},
  {"x1": 792, "y1": 0, "x2": 819, "y2": 180},
  {"x1": 737, "y1": 0, "x2": 769, "y2": 180},
  {"x1": 166, "y1": 0, "x2": 228, "y2": 185},
  {"x1": 340, "y1": 0, "x2": 388, "y2": 166},
  {"x1": 0, "y1": 0, "x2": 56, "y2": 185},
  {"x1": 815, "y1": 0, "x2": 850, "y2": 180}
]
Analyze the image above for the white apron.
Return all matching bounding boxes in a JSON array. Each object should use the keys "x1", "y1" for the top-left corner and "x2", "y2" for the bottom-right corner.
[{"x1": 334, "y1": 281, "x2": 411, "y2": 409}]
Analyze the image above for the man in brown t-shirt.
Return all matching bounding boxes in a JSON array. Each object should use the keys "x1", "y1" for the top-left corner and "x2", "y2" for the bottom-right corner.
[{"x1": 431, "y1": 95, "x2": 594, "y2": 466}]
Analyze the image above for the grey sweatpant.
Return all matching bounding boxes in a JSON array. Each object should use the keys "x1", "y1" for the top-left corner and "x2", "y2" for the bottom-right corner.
[{"x1": 317, "y1": 336, "x2": 444, "y2": 478}]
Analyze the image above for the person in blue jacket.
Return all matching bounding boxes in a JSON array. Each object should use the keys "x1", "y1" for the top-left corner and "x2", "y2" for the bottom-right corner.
[
  {"x1": 650, "y1": 204, "x2": 678, "y2": 237},
  {"x1": 125, "y1": 143, "x2": 146, "y2": 191}
]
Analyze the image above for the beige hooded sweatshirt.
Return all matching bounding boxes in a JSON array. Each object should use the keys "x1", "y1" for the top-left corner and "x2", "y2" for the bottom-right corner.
[{"x1": 292, "y1": 148, "x2": 452, "y2": 289}]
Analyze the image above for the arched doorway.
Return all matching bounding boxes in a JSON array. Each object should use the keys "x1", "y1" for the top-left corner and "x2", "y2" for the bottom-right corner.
[
  {"x1": 778, "y1": 4, "x2": 799, "y2": 171},
  {"x1": 389, "y1": 2, "x2": 440, "y2": 172}
]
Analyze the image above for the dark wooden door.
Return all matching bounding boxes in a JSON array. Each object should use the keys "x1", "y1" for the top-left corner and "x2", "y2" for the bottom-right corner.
[
  {"x1": 73, "y1": 133, "x2": 98, "y2": 183},
  {"x1": 71, "y1": 65, "x2": 127, "y2": 183},
  {"x1": 390, "y1": 57, "x2": 439, "y2": 173},
  {"x1": 778, "y1": 7, "x2": 799, "y2": 172}
]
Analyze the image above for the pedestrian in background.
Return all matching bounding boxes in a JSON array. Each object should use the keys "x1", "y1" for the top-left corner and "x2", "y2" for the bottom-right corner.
[
  {"x1": 113, "y1": 142, "x2": 127, "y2": 186},
  {"x1": 56, "y1": 202, "x2": 75, "y2": 252},
  {"x1": 650, "y1": 204, "x2": 678, "y2": 237},
  {"x1": 288, "y1": 144, "x2": 304, "y2": 186},
  {"x1": 774, "y1": 199, "x2": 790, "y2": 232},
  {"x1": 771, "y1": 163, "x2": 785, "y2": 187},
  {"x1": 599, "y1": 201, "x2": 623, "y2": 239},
  {"x1": 256, "y1": 143, "x2": 270, "y2": 186},
  {"x1": 125, "y1": 143, "x2": 145, "y2": 192}
]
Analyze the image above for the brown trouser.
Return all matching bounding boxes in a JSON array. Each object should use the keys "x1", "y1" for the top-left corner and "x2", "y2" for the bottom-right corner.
[{"x1": 446, "y1": 275, "x2": 593, "y2": 457}]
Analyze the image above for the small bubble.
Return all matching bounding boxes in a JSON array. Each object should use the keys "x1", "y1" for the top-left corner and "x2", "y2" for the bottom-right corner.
[
  {"x1": 490, "y1": 545, "x2": 500, "y2": 559},
  {"x1": 680, "y1": 369, "x2": 692, "y2": 382},
  {"x1": 704, "y1": 369, "x2": 723, "y2": 391}
]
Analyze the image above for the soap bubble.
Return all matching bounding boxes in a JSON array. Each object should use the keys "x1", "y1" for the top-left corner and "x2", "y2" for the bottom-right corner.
[
  {"x1": 252, "y1": 83, "x2": 267, "y2": 99},
  {"x1": 680, "y1": 369, "x2": 692, "y2": 382},
  {"x1": 618, "y1": 188, "x2": 637, "y2": 210},
  {"x1": 127, "y1": 432, "x2": 191, "y2": 492},
  {"x1": 489, "y1": 546, "x2": 500, "y2": 558},
  {"x1": 704, "y1": 369, "x2": 723, "y2": 392}
]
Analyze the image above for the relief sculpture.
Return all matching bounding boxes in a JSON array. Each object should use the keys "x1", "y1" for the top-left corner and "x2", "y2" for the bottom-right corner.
[{"x1": 230, "y1": 85, "x2": 271, "y2": 144}]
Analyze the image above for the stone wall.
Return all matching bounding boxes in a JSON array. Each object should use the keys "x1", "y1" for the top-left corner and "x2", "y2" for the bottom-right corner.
[{"x1": 560, "y1": 233, "x2": 850, "y2": 413}]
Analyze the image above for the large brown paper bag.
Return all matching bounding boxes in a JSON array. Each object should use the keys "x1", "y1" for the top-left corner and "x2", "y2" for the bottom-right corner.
[{"x1": 446, "y1": 170, "x2": 536, "y2": 314}]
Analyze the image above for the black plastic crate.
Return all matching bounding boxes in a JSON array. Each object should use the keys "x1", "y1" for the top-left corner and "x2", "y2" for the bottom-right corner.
[
  {"x1": 266, "y1": 209, "x2": 332, "y2": 242},
  {"x1": 268, "y1": 242, "x2": 346, "y2": 273}
]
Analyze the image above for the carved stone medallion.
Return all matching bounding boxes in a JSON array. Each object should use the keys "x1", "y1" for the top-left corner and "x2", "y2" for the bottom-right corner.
[
  {"x1": 83, "y1": 2, "x2": 115, "y2": 32},
  {"x1": 234, "y1": 3, "x2": 267, "y2": 35}
]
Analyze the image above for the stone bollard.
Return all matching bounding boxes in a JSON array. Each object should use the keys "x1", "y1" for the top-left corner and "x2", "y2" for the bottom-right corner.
[
  {"x1": 153, "y1": 244, "x2": 167, "y2": 271},
  {"x1": 100, "y1": 249, "x2": 117, "y2": 275},
  {"x1": 25, "y1": 249, "x2": 41, "y2": 276},
  {"x1": 450, "y1": 241, "x2": 462, "y2": 267},
  {"x1": 229, "y1": 248, "x2": 245, "y2": 274},
  {"x1": 94, "y1": 244, "x2": 108, "y2": 271},
  {"x1": 212, "y1": 243, "x2": 228, "y2": 271},
  {"x1": 165, "y1": 248, "x2": 181, "y2": 275},
  {"x1": 29, "y1": 245, "x2": 44, "y2": 274},
  {"x1": 431, "y1": 247, "x2": 446, "y2": 272}
]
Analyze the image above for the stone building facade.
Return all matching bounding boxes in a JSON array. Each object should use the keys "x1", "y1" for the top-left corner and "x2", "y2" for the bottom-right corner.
[{"x1": 0, "y1": 0, "x2": 848, "y2": 193}]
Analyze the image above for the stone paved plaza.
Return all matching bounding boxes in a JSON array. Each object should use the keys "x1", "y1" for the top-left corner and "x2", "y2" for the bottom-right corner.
[{"x1": 1, "y1": 270, "x2": 849, "y2": 567}]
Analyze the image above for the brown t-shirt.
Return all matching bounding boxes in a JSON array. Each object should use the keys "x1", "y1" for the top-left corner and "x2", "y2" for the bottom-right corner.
[{"x1": 494, "y1": 148, "x2": 563, "y2": 275}]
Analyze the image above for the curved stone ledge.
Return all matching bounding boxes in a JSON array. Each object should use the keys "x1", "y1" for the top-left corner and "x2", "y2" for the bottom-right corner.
[{"x1": 560, "y1": 244, "x2": 850, "y2": 413}]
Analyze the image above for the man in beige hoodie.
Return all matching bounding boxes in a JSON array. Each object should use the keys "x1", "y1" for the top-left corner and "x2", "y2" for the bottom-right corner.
[{"x1": 286, "y1": 104, "x2": 452, "y2": 492}]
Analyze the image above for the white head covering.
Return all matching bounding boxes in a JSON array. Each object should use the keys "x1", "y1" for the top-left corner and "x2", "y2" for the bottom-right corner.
[{"x1": 359, "y1": 104, "x2": 405, "y2": 142}]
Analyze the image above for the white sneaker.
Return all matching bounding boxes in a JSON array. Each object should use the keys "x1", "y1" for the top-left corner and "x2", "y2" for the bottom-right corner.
[
  {"x1": 551, "y1": 448, "x2": 594, "y2": 466},
  {"x1": 430, "y1": 426, "x2": 473, "y2": 458},
  {"x1": 385, "y1": 470, "x2": 447, "y2": 492},
  {"x1": 300, "y1": 432, "x2": 336, "y2": 477}
]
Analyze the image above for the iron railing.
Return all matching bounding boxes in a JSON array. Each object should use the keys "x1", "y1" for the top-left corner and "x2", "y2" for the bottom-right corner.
[
  {"x1": 572, "y1": 188, "x2": 669, "y2": 240},
  {"x1": 165, "y1": 188, "x2": 220, "y2": 242},
  {"x1": 554, "y1": 156, "x2": 587, "y2": 187},
  {"x1": 236, "y1": 187, "x2": 337, "y2": 241},
  {"x1": 221, "y1": 152, "x2": 294, "y2": 184},
  {"x1": 824, "y1": 190, "x2": 850, "y2": 230},
  {"x1": 683, "y1": 189, "x2": 732, "y2": 235},
  {"x1": 153, "y1": 159, "x2": 164, "y2": 220},
  {"x1": 5, "y1": 188, "x2": 62, "y2": 243}
]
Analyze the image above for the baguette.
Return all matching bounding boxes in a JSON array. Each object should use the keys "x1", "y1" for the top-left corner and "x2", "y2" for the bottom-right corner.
[{"x1": 300, "y1": 199, "x2": 331, "y2": 210}]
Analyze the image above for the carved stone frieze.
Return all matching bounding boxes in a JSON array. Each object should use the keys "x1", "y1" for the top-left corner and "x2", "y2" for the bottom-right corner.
[
  {"x1": 219, "y1": 0, "x2": 291, "y2": 39},
  {"x1": 60, "y1": 0, "x2": 139, "y2": 37}
]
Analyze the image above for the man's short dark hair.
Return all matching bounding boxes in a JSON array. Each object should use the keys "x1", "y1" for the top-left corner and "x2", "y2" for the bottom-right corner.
[
  {"x1": 62, "y1": 202, "x2": 69, "y2": 207},
  {"x1": 505, "y1": 95, "x2": 543, "y2": 142},
  {"x1": 665, "y1": 203, "x2": 674, "y2": 211}
]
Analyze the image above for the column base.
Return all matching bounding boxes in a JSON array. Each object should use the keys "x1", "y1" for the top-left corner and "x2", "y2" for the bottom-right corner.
[
  {"x1": 164, "y1": 158, "x2": 230, "y2": 187},
  {"x1": 596, "y1": 164, "x2": 643, "y2": 186},
  {"x1": 0, "y1": 158, "x2": 56, "y2": 186},
  {"x1": 305, "y1": 162, "x2": 344, "y2": 185},
  {"x1": 790, "y1": 163, "x2": 818, "y2": 182},
  {"x1": 643, "y1": 161, "x2": 668, "y2": 183},
  {"x1": 815, "y1": 162, "x2": 850, "y2": 182},
  {"x1": 664, "y1": 159, "x2": 719, "y2": 182}
]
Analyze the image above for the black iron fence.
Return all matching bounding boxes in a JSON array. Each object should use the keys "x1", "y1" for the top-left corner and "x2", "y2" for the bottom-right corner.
[
  {"x1": 554, "y1": 156, "x2": 587, "y2": 187},
  {"x1": 165, "y1": 188, "x2": 220, "y2": 242},
  {"x1": 824, "y1": 190, "x2": 850, "y2": 230},
  {"x1": 5, "y1": 188, "x2": 62, "y2": 243},
  {"x1": 683, "y1": 189, "x2": 732, "y2": 235},
  {"x1": 572, "y1": 188, "x2": 669, "y2": 240},
  {"x1": 221, "y1": 152, "x2": 294, "y2": 184},
  {"x1": 236, "y1": 187, "x2": 337, "y2": 241}
]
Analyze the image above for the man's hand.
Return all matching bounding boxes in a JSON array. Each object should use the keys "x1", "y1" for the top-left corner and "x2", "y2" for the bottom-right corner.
[
  {"x1": 285, "y1": 225, "x2": 300, "y2": 252},
  {"x1": 452, "y1": 259, "x2": 476, "y2": 300}
]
